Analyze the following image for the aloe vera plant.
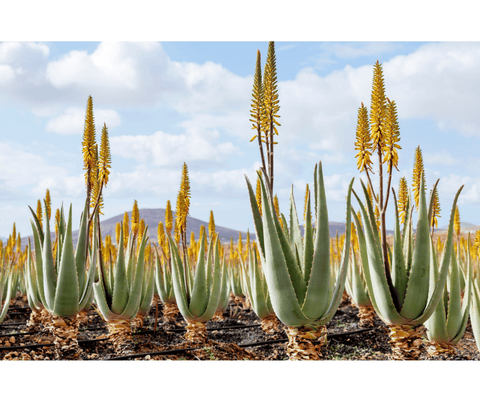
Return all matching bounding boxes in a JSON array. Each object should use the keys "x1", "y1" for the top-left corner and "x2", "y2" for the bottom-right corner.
[
  {"x1": 352, "y1": 178, "x2": 463, "y2": 359},
  {"x1": 470, "y1": 249, "x2": 480, "y2": 352},
  {"x1": 246, "y1": 162, "x2": 354, "y2": 360},
  {"x1": 28, "y1": 200, "x2": 97, "y2": 359},
  {"x1": 424, "y1": 235, "x2": 473, "y2": 356},
  {"x1": 0, "y1": 265, "x2": 16, "y2": 325},
  {"x1": 93, "y1": 225, "x2": 148, "y2": 354},
  {"x1": 168, "y1": 230, "x2": 225, "y2": 343},
  {"x1": 346, "y1": 247, "x2": 375, "y2": 327},
  {"x1": 241, "y1": 245, "x2": 280, "y2": 335},
  {"x1": 154, "y1": 248, "x2": 179, "y2": 325}
]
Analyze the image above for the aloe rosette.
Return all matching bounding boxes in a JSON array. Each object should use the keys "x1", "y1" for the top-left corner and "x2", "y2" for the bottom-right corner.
[
  {"x1": 345, "y1": 249, "x2": 375, "y2": 327},
  {"x1": 93, "y1": 225, "x2": 149, "y2": 354},
  {"x1": 0, "y1": 266, "x2": 17, "y2": 325},
  {"x1": 470, "y1": 255, "x2": 480, "y2": 352},
  {"x1": 154, "y1": 249, "x2": 179, "y2": 325},
  {"x1": 212, "y1": 256, "x2": 230, "y2": 321},
  {"x1": 352, "y1": 178, "x2": 463, "y2": 359},
  {"x1": 28, "y1": 200, "x2": 97, "y2": 359},
  {"x1": 246, "y1": 162, "x2": 354, "y2": 360},
  {"x1": 241, "y1": 246, "x2": 280, "y2": 335},
  {"x1": 424, "y1": 236, "x2": 473, "y2": 356},
  {"x1": 168, "y1": 231, "x2": 225, "y2": 343}
]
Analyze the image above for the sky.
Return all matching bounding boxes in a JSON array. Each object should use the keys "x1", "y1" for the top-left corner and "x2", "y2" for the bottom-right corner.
[{"x1": 2, "y1": 3, "x2": 480, "y2": 242}]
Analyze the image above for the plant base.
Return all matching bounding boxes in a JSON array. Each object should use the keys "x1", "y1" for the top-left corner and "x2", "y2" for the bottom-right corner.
[
  {"x1": 260, "y1": 314, "x2": 281, "y2": 335},
  {"x1": 211, "y1": 309, "x2": 225, "y2": 322},
  {"x1": 44, "y1": 314, "x2": 83, "y2": 360},
  {"x1": 107, "y1": 319, "x2": 135, "y2": 355},
  {"x1": 26, "y1": 308, "x2": 45, "y2": 331},
  {"x1": 426, "y1": 341, "x2": 457, "y2": 357},
  {"x1": 131, "y1": 312, "x2": 146, "y2": 331},
  {"x1": 388, "y1": 324, "x2": 425, "y2": 360},
  {"x1": 286, "y1": 325, "x2": 327, "y2": 360},
  {"x1": 77, "y1": 309, "x2": 90, "y2": 327},
  {"x1": 163, "y1": 302, "x2": 179, "y2": 325},
  {"x1": 185, "y1": 321, "x2": 208, "y2": 343},
  {"x1": 356, "y1": 305, "x2": 376, "y2": 327}
]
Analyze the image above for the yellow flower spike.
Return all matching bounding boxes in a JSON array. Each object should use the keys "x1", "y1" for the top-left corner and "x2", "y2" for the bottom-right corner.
[
  {"x1": 412, "y1": 146, "x2": 425, "y2": 210},
  {"x1": 131, "y1": 200, "x2": 140, "y2": 237},
  {"x1": 430, "y1": 187, "x2": 441, "y2": 231},
  {"x1": 474, "y1": 230, "x2": 480, "y2": 255},
  {"x1": 208, "y1": 210, "x2": 215, "y2": 239},
  {"x1": 165, "y1": 200, "x2": 173, "y2": 236},
  {"x1": 370, "y1": 61, "x2": 387, "y2": 154},
  {"x1": 237, "y1": 232, "x2": 243, "y2": 259},
  {"x1": 454, "y1": 206, "x2": 461, "y2": 239},
  {"x1": 36, "y1": 200, "x2": 43, "y2": 230},
  {"x1": 45, "y1": 189, "x2": 52, "y2": 221},
  {"x1": 382, "y1": 98, "x2": 401, "y2": 172},
  {"x1": 99, "y1": 123, "x2": 111, "y2": 188},
  {"x1": 255, "y1": 177, "x2": 263, "y2": 217},
  {"x1": 122, "y1": 212, "x2": 129, "y2": 247},
  {"x1": 354, "y1": 102, "x2": 373, "y2": 173},
  {"x1": 138, "y1": 219, "x2": 145, "y2": 248},
  {"x1": 273, "y1": 194, "x2": 283, "y2": 230},
  {"x1": 115, "y1": 222, "x2": 121, "y2": 246},
  {"x1": 82, "y1": 95, "x2": 97, "y2": 206},
  {"x1": 398, "y1": 177, "x2": 409, "y2": 225},
  {"x1": 90, "y1": 144, "x2": 104, "y2": 213}
]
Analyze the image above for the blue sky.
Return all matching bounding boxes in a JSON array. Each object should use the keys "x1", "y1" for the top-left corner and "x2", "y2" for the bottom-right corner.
[{"x1": 2, "y1": 4, "x2": 480, "y2": 240}]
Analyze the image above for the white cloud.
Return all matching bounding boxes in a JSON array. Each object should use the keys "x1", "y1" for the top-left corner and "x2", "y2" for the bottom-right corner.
[
  {"x1": 424, "y1": 150, "x2": 458, "y2": 166},
  {"x1": 42, "y1": 42, "x2": 251, "y2": 113},
  {"x1": 110, "y1": 130, "x2": 239, "y2": 168},
  {"x1": 0, "y1": 42, "x2": 49, "y2": 65},
  {"x1": 46, "y1": 107, "x2": 121, "y2": 135},
  {"x1": 438, "y1": 174, "x2": 480, "y2": 205},
  {"x1": 0, "y1": 142, "x2": 84, "y2": 198}
]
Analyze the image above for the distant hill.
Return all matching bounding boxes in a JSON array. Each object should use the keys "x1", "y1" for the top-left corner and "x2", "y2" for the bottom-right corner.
[
  {"x1": 19, "y1": 208, "x2": 377, "y2": 248},
  {"x1": 439, "y1": 221, "x2": 477, "y2": 230},
  {"x1": 20, "y1": 208, "x2": 253, "y2": 247}
]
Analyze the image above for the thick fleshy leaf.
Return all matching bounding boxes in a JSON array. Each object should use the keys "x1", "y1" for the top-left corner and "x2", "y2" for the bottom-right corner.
[
  {"x1": 450, "y1": 238, "x2": 473, "y2": 343},
  {"x1": 246, "y1": 247, "x2": 271, "y2": 319},
  {"x1": 257, "y1": 172, "x2": 307, "y2": 304},
  {"x1": 120, "y1": 227, "x2": 148, "y2": 319},
  {"x1": 245, "y1": 175, "x2": 265, "y2": 259},
  {"x1": 29, "y1": 220, "x2": 47, "y2": 308},
  {"x1": 301, "y1": 163, "x2": 336, "y2": 318},
  {"x1": 424, "y1": 237, "x2": 449, "y2": 342},
  {"x1": 353, "y1": 191, "x2": 404, "y2": 325},
  {"x1": 169, "y1": 235, "x2": 196, "y2": 322},
  {"x1": 446, "y1": 247, "x2": 462, "y2": 337},
  {"x1": 93, "y1": 280, "x2": 116, "y2": 321},
  {"x1": 349, "y1": 251, "x2": 371, "y2": 307},
  {"x1": 303, "y1": 195, "x2": 314, "y2": 284},
  {"x1": 189, "y1": 230, "x2": 209, "y2": 316},
  {"x1": 74, "y1": 199, "x2": 89, "y2": 292},
  {"x1": 138, "y1": 266, "x2": 155, "y2": 315},
  {"x1": 400, "y1": 177, "x2": 431, "y2": 319},
  {"x1": 289, "y1": 185, "x2": 304, "y2": 267},
  {"x1": 408, "y1": 185, "x2": 463, "y2": 326},
  {"x1": 41, "y1": 201, "x2": 56, "y2": 312},
  {"x1": 257, "y1": 171, "x2": 307, "y2": 327},
  {"x1": 198, "y1": 238, "x2": 224, "y2": 322},
  {"x1": 390, "y1": 190, "x2": 408, "y2": 308},
  {"x1": 469, "y1": 280, "x2": 480, "y2": 351},
  {"x1": 311, "y1": 178, "x2": 353, "y2": 326},
  {"x1": 111, "y1": 225, "x2": 129, "y2": 314},
  {"x1": 53, "y1": 204, "x2": 80, "y2": 317}
]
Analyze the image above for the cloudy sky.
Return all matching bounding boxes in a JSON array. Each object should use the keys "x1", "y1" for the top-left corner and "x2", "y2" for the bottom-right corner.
[{"x1": 2, "y1": 4, "x2": 480, "y2": 240}]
